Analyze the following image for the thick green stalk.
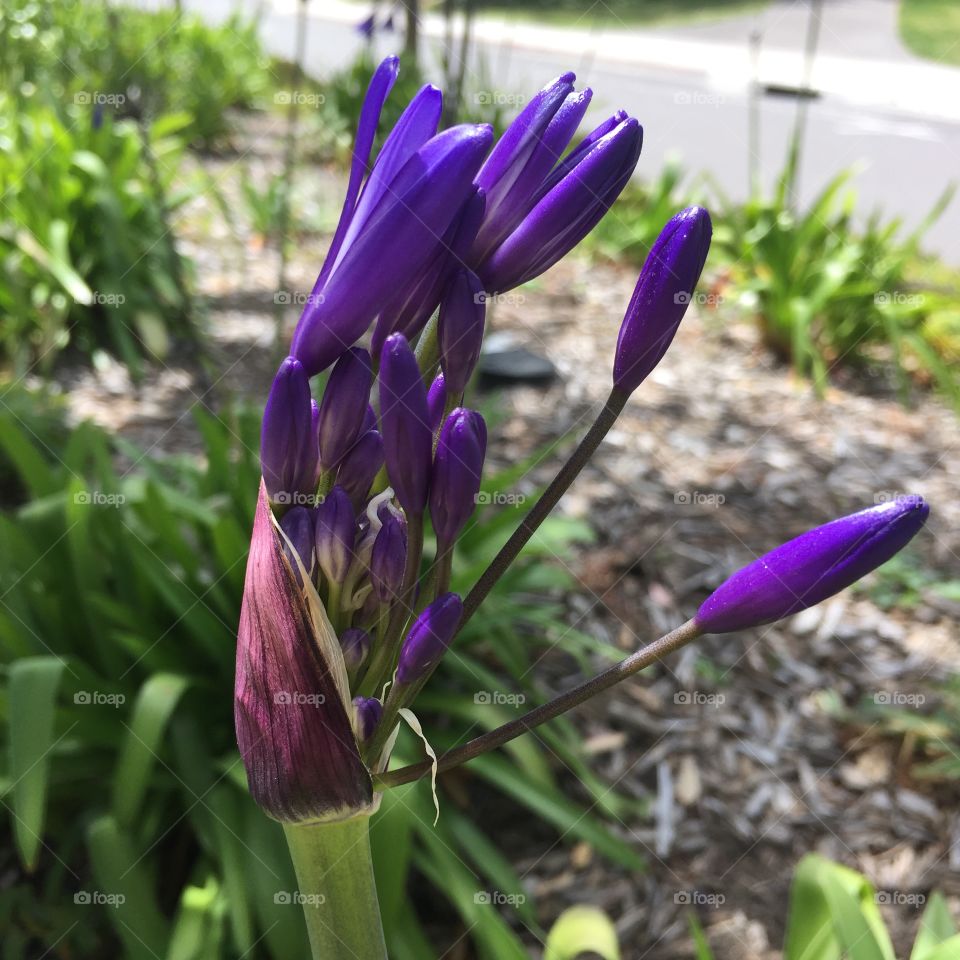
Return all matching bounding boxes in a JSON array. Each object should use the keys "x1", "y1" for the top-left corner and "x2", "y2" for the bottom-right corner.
[{"x1": 283, "y1": 817, "x2": 387, "y2": 960}]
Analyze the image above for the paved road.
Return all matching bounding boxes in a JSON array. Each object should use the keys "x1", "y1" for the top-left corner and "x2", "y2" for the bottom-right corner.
[{"x1": 165, "y1": 0, "x2": 960, "y2": 261}]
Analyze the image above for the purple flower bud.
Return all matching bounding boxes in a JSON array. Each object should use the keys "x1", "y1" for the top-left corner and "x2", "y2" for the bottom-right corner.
[
  {"x1": 439, "y1": 270, "x2": 486, "y2": 394},
  {"x1": 369, "y1": 513, "x2": 408, "y2": 603},
  {"x1": 353, "y1": 696, "x2": 383, "y2": 741},
  {"x1": 478, "y1": 115, "x2": 642, "y2": 293},
  {"x1": 335, "y1": 430, "x2": 384, "y2": 512},
  {"x1": 613, "y1": 206, "x2": 712, "y2": 395},
  {"x1": 427, "y1": 372, "x2": 448, "y2": 432},
  {"x1": 260, "y1": 357, "x2": 318, "y2": 507},
  {"x1": 473, "y1": 85, "x2": 592, "y2": 260},
  {"x1": 317, "y1": 348, "x2": 374, "y2": 470},
  {"x1": 379, "y1": 334, "x2": 433, "y2": 513},
  {"x1": 340, "y1": 628, "x2": 371, "y2": 672},
  {"x1": 396, "y1": 592, "x2": 463, "y2": 684},
  {"x1": 696, "y1": 498, "x2": 929, "y2": 634},
  {"x1": 290, "y1": 123, "x2": 493, "y2": 376},
  {"x1": 314, "y1": 486, "x2": 356, "y2": 585},
  {"x1": 429, "y1": 409, "x2": 486, "y2": 549},
  {"x1": 235, "y1": 485, "x2": 372, "y2": 823},
  {"x1": 279, "y1": 506, "x2": 315, "y2": 583}
]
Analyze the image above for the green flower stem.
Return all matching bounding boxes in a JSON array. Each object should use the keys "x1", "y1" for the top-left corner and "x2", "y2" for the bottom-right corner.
[
  {"x1": 283, "y1": 817, "x2": 387, "y2": 960},
  {"x1": 458, "y1": 386, "x2": 629, "y2": 633},
  {"x1": 374, "y1": 618, "x2": 703, "y2": 789}
]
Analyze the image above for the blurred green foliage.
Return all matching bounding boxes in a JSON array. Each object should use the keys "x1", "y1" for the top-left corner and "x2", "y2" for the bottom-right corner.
[
  {"x1": 0, "y1": 386, "x2": 641, "y2": 958},
  {"x1": 690, "y1": 854, "x2": 959, "y2": 959}
]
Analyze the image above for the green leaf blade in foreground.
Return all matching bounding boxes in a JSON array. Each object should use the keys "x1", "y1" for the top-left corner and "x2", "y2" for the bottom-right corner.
[{"x1": 8, "y1": 655, "x2": 65, "y2": 870}]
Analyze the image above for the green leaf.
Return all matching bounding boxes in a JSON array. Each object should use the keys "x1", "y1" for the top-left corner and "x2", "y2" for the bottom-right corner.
[
  {"x1": 87, "y1": 814, "x2": 169, "y2": 960},
  {"x1": 545, "y1": 905, "x2": 621, "y2": 960},
  {"x1": 912, "y1": 892, "x2": 957, "y2": 960},
  {"x1": 112, "y1": 673, "x2": 189, "y2": 825},
  {"x1": 8, "y1": 656, "x2": 65, "y2": 870},
  {"x1": 688, "y1": 911, "x2": 716, "y2": 960},
  {"x1": 166, "y1": 875, "x2": 226, "y2": 960}
]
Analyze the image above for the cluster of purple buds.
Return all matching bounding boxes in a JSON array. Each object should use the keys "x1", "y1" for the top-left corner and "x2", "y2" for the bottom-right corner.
[{"x1": 235, "y1": 57, "x2": 930, "y2": 825}]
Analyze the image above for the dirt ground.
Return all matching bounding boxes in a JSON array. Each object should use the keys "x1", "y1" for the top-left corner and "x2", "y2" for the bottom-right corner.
[{"x1": 50, "y1": 112, "x2": 960, "y2": 959}]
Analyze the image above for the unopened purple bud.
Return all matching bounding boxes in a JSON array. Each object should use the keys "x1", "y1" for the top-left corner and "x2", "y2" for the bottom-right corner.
[
  {"x1": 340, "y1": 628, "x2": 371, "y2": 672},
  {"x1": 353, "y1": 696, "x2": 383, "y2": 741},
  {"x1": 379, "y1": 334, "x2": 432, "y2": 513},
  {"x1": 613, "y1": 206, "x2": 712, "y2": 395},
  {"x1": 396, "y1": 593, "x2": 463, "y2": 684},
  {"x1": 478, "y1": 115, "x2": 642, "y2": 293},
  {"x1": 314, "y1": 486, "x2": 356, "y2": 585},
  {"x1": 427, "y1": 373, "x2": 448, "y2": 432},
  {"x1": 369, "y1": 513, "x2": 408, "y2": 603},
  {"x1": 317, "y1": 348, "x2": 373, "y2": 470},
  {"x1": 279, "y1": 506, "x2": 316, "y2": 582},
  {"x1": 429, "y1": 409, "x2": 486, "y2": 549},
  {"x1": 335, "y1": 430, "x2": 384, "y2": 512},
  {"x1": 696, "y1": 497, "x2": 929, "y2": 634},
  {"x1": 439, "y1": 270, "x2": 486, "y2": 394},
  {"x1": 260, "y1": 357, "x2": 318, "y2": 507}
]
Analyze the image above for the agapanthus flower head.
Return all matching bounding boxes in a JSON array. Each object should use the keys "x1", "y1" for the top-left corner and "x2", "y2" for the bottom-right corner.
[
  {"x1": 289, "y1": 58, "x2": 493, "y2": 375},
  {"x1": 317, "y1": 347, "x2": 373, "y2": 470},
  {"x1": 379, "y1": 333, "x2": 433, "y2": 513},
  {"x1": 396, "y1": 592, "x2": 464, "y2": 685},
  {"x1": 613, "y1": 206, "x2": 712, "y2": 395},
  {"x1": 429, "y1": 409, "x2": 487, "y2": 549},
  {"x1": 260, "y1": 357, "x2": 318, "y2": 507},
  {"x1": 696, "y1": 497, "x2": 929, "y2": 634}
]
